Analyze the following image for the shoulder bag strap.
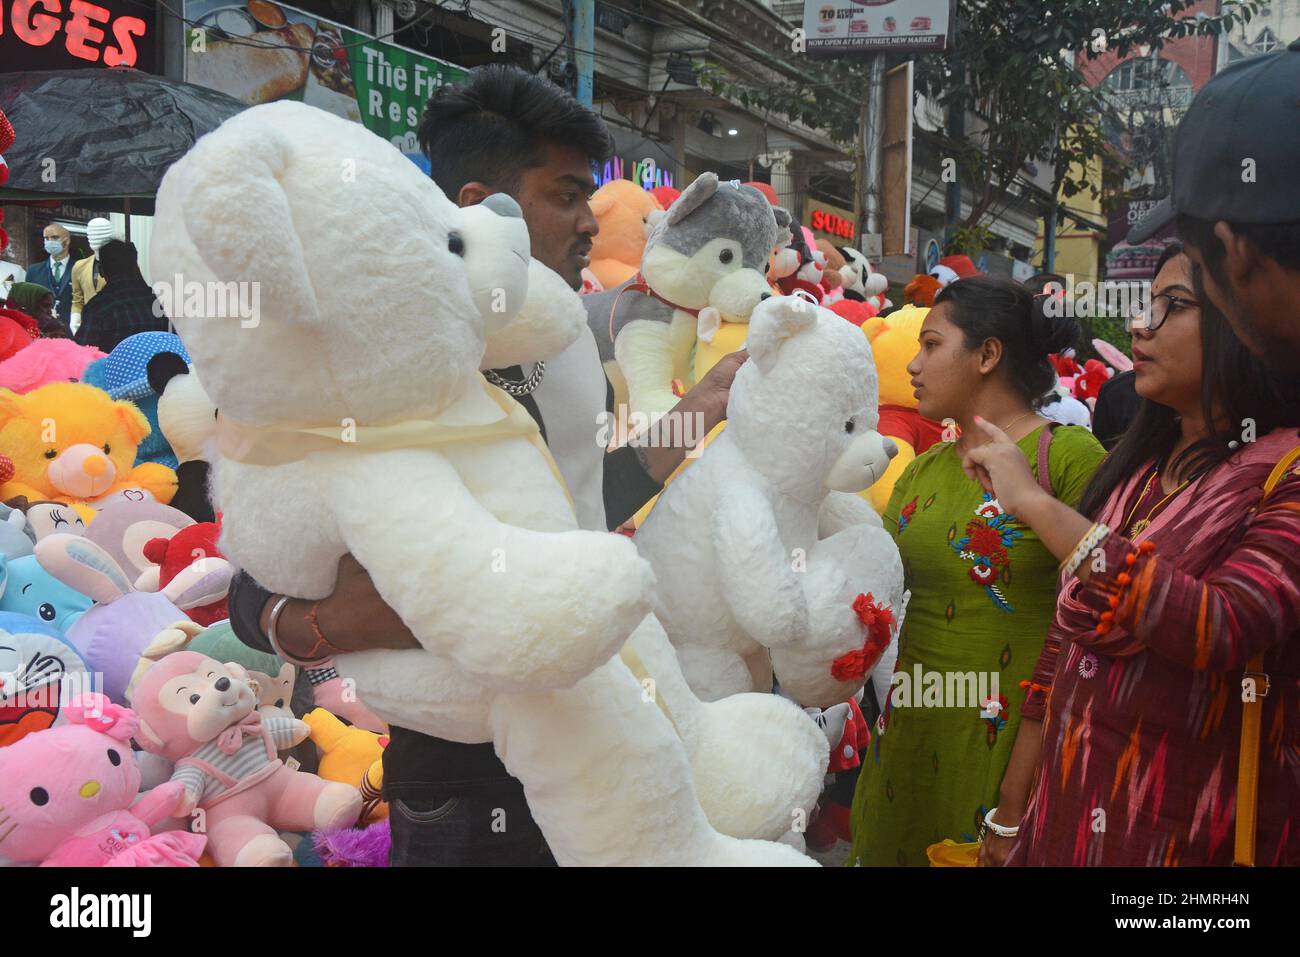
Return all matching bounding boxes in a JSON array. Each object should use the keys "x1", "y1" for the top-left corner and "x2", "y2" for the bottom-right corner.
[
  {"x1": 1035, "y1": 422, "x2": 1057, "y2": 497},
  {"x1": 1234, "y1": 442, "x2": 1300, "y2": 866}
]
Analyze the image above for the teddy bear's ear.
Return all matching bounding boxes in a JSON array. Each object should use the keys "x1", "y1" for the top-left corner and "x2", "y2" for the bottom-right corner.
[
  {"x1": 589, "y1": 192, "x2": 615, "y2": 217},
  {"x1": 154, "y1": 119, "x2": 319, "y2": 324},
  {"x1": 113, "y1": 399, "x2": 151, "y2": 447},
  {"x1": 772, "y1": 206, "x2": 793, "y2": 230},
  {"x1": 862, "y1": 315, "x2": 888, "y2": 342},
  {"x1": 665, "y1": 172, "x2": 719, "y2": 226},
  {"x1": 747, "y1": 295, "x2": 819, "y2": 374}
]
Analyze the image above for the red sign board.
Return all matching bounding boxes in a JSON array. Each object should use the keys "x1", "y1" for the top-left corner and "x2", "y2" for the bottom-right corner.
[
  {"x1": 0, "y1": 0, "x2": 155, "y2": 72},
  {"x1": 810, "y1": 207, "x2": 856, "y2": 241}
]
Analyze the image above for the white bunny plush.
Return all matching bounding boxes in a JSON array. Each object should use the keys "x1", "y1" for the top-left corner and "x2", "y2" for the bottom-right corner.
[
  {"x1": 152, "y1": 101, "x2": 820, "y2": 865},
  {"x1": 34, "y1": 534, "x2": 204, "y2": 704}
]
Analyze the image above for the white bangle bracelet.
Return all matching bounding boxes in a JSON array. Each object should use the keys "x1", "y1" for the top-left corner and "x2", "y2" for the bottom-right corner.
[
  {"x1": 1062, "y1": 522, "x2": 1110, "y2": 579},
  {"x1": 983, "y1": 806, "x2": 1020, "y2": 839}
]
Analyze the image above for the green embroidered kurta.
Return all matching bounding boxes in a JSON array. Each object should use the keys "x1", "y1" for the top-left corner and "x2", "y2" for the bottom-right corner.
[{"x1": 848, "y1": 424, "x2": 1105, "y2": 866}]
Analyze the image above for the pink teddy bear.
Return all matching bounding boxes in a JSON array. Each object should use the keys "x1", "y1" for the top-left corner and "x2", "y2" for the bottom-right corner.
[
  {"x1": 0, "y1": 693, "x2": 207, "y2": 866},
  {"x1": 132, "y1": 650, "x2": 363, "y2": 866}
]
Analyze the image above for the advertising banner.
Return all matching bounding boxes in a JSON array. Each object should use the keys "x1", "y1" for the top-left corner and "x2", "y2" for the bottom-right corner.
[
  {"x1": 803, "y1": 0, "x2": 953, "y2": 56},
  {"x1": 182, "y1": 1, "x2": 466, "y2": 163}
]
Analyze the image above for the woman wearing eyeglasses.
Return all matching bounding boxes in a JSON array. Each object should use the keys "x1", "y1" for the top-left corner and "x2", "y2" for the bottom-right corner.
[{"x1": 967, "y1": 243, "x2": 1300, "y2": 866}]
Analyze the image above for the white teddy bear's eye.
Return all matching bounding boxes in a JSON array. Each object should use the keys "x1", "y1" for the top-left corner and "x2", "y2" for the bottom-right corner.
[
  {"x1": 448, "y1": 232, "x2": 465, "y2": 257},
  {"x1": 718, "y1": 248, "x2": 734, "y2": 265},
  {"x1": 845, "y1": 419, "x2": 856, "y2": 434}
]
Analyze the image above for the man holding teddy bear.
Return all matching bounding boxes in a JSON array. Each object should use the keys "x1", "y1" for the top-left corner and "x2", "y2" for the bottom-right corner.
[{"x1": 227, "y1": 65, "x2": 747, "y2": 866}]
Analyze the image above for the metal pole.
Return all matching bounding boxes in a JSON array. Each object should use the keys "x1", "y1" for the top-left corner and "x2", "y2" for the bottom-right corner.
[
  {"x1": 572, "y1": 0, "x2": 595, "y2": 108},
  {"x1": 862, "y1": 52, "x2": 886, "y2": 240},
  {"x1": 1043, "y1": 198, "x2": 1057, "y2": 273}
]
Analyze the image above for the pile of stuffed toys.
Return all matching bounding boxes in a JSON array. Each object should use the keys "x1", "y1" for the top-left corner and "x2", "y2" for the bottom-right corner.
[{"x1": 0, "y1": 99, "x2": 1005, "y2": 867}]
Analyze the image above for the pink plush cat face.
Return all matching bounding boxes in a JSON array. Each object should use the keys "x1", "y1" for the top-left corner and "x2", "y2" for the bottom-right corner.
[{"x1": 0, "y1": 695, "x2": 140, "y2": 864}]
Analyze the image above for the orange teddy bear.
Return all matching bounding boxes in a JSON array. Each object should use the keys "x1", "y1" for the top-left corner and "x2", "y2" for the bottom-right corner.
[
  {"x1": 587, "y1": 179, "x2": 664, "y2": 289},
  {"x1": 0, "y1": 381, "x2": 177, "y2": 510}
]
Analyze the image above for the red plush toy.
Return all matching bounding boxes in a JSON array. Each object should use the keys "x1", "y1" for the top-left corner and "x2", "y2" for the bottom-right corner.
[
  {"x1": 1072, "y1": 358, "x2": 1112, "y2": 403},
  {"x1": 0, "y1": 108, "x2": 14, "y2": 252},
  {"x1": 138, "y1": 520, "x2": 234, "y2": 625},
  {"x1": 827, "y1": 298, "x2": 878, "y2": 327},
  {"x1": 649, "y1": 185, "x2": 681, "y2": 209}
]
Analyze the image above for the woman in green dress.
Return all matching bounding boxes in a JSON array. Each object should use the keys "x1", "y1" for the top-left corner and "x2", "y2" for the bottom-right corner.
[{"x1": 848, "y1": 277, "x2": 1106, "y2": 866}]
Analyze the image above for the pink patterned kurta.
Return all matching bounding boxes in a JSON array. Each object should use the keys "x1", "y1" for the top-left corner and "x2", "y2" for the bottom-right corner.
[{"x1": 1010, "y1": 428, "x2": 1300, "y2": 866}]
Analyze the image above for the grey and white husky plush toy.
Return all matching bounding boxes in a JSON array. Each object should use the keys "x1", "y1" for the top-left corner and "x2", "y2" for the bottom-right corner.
[{"x1": 584, "y1": 173, "x2": 781, "y2": 420}]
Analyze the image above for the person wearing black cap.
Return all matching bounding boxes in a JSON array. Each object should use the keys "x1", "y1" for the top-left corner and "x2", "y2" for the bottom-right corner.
[{"x1": 1128, "y1": 36, "x2": 1300, "y2": 372}]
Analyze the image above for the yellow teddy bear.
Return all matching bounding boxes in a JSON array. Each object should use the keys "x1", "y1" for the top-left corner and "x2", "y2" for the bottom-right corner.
[
  {"x1": 0, "y1": 382, "x2": 178, "y2": 511},
  {"x1": 859, "y1": 305, "x2": 948, "y2": 511}
]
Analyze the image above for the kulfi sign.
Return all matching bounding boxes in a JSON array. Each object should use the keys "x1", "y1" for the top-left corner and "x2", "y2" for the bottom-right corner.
[{"x1": 0, "y1": 0, "x2": 155, "y2": 72}]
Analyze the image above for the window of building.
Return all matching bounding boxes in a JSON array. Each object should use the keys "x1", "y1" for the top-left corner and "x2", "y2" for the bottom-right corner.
[{"x1": 1251, "y1": 28, "x2": 1281, "y2": 54}]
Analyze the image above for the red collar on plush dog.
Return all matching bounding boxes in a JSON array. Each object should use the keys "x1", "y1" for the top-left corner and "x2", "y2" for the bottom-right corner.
[{"x1": 607, "y1": 273, "x2": 702, "y2": 344}]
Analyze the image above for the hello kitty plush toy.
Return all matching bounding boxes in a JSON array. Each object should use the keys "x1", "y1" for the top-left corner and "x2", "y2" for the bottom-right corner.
[
  {"x1": 131, "y1": 650, "x2": 362, "y2": 866},
  {"x1": 0, "y1": 693, "x2": 207, "y2": 866}
]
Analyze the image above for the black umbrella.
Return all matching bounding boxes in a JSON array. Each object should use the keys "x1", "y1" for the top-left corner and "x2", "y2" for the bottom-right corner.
[{"x1": 0, "y1": 68, "x2": 248, "y2": 199}]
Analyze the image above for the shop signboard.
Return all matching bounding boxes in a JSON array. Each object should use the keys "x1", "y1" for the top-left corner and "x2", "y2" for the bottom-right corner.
[
  {"x1": 592, "y1": 155, "x2": 675, "y2": 191},
  {"x1": 804, "y1": 197, "x2": 857, "y2": 243},
  {"x1": 0, "y1": 0, "x2": 157, "y2": 72},
  {"x1": 803, "y1": 0, "x2": 953, "y2": 56},
  {"x1": 182, "y1": 1, "x2": 466, "y2": 163}
]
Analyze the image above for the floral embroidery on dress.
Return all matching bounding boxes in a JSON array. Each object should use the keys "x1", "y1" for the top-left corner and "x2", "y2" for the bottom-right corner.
[
  {"x1": 950, "y1": 494, "x2": 1022, "y2": 611},
  {"x1": 980, "y1": 694, "x2": 1009, "y2": 748},
  {"x1": 1078, "y1": 652, "x2": 1099, "y2": 679},
  {"x1": 897, "y1": 496, "x2": 919, "y2": 534}
]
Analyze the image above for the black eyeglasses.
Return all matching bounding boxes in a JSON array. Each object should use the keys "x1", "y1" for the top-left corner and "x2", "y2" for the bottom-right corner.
[{"x1": 1125, "y1": 293, "x2": 1199, "y2": 334}]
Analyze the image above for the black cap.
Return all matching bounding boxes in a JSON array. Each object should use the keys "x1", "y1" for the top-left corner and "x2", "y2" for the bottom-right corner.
[{"x1": 1128, "y1": 36, "x2": 1300, "y2": 245}]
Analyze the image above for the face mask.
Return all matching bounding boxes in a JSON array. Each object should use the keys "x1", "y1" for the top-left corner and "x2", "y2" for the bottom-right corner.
[{"x1": 44, "y1": 239, "x2": 64, "y2": 255}]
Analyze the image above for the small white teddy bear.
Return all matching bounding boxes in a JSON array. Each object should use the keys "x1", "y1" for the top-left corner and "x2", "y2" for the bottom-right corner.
[{"x1": 634, "y1": 294, "x2": 904, "y2": 702}]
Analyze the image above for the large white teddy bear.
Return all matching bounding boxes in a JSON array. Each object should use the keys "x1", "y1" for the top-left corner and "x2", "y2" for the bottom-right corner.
[
  {"x1": 152, "y1": 101, "x2": 823, "y2": 865},
  {"x1": 635, "y1": 295, "x2": 907, "y2": 704}
]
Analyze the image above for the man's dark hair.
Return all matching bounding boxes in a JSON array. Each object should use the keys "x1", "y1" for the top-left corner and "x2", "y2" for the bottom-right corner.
[
  {"x1": 98, "y1": 239, "x2": 143, "y2": 283},
  {"x1": 1176, "y1": 214, "x2": 1300, "y2": 289},
  {"x1": 417, "y1": 64, "x2": 614, "y2": 200}
]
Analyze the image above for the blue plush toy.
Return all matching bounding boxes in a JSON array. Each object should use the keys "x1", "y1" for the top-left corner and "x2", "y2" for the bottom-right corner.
[
  {"x1": 0, "y1": 610, "x2": 91, "y2": 746},
  {"x1": 0, "y1": 554, "x2": 93, "y2": 633},
  {"x1": 81, "y1": 332, "x2": 192, "y2": 470}
]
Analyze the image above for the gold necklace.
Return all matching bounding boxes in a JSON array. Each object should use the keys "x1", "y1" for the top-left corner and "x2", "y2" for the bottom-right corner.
[
  {"x1": 956, "y1": 411, "x2": 1038, "y2": 453},
  {"x1": 1122, "y1": 467, "x2": 1192, "y2": 536}
]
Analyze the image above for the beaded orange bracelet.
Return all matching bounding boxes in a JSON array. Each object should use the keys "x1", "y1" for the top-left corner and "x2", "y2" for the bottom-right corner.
[{"x1": 1097, "y1": 540, "x2": 1156, "y2": 634}]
